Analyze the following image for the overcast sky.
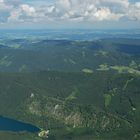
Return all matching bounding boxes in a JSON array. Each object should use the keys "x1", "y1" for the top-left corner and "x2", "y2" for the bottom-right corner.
[{"x1": 0, "y1": 0, "x2": 140, "y2": 29}]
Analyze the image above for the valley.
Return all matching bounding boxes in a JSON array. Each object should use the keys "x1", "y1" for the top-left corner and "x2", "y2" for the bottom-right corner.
[{"x1": 0, "y1": 34, "x2": 140, "y2": 139}]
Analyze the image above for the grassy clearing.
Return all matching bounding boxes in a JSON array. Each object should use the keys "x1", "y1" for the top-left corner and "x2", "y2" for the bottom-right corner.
[
  {"x1": 95, "y1": 51, "x2": 108, "y2": 57},
  {"x1": 19, "y1": 64, "x2": 28, "y2": 72},
  {"x1": 104, "y1": 94, "x2": 112, "y2": 108},
  {"x1": 123, "y1": 78, "x2": 134, "y2": 91},
  {"x1": 0, "y1": 56, "x2": 12, "y2": 67},
  {"x1": 82, "y1": 68, "x2": 93, "y2": 74},
  {"x1": 97, "y1": 64, "x2": 110, "y2": 71},
  {"x1": 65, "y1": 87, "x2": 79, "y2": 101},
  {"x1": 129, "y1": 60, "x2": 138, "y2": 69},
  {"x1": 10, "y1": 44, "x2": 21, "y2": 49},
  {"x1": 110, "y1": 66, "x2": 140, "y2": 76}
]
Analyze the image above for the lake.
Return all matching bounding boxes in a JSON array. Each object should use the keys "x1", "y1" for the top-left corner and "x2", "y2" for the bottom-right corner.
[{"x1": 0, "y1": 116, "x2": 40, "y2": 132}]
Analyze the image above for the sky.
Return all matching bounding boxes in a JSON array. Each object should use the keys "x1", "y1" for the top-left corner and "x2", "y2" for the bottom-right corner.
[{"x1": 0, "y1": 0, "x2": 140, "y2": 29}]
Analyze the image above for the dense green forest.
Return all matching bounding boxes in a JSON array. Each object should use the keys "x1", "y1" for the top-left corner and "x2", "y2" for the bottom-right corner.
[{"x1": 0, "y1": 38, "x2": 140, "y2": 140}]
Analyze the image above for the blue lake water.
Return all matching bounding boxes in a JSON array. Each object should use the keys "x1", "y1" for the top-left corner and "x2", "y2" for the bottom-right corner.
[{"x1": 0, "y1": 116, "x2": 40, "y2": 132}]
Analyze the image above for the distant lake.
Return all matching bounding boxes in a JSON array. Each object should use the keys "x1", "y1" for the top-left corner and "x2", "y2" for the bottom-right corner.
[{"x1": 0, "y1": 116, "x2": 40, "y2": 132}]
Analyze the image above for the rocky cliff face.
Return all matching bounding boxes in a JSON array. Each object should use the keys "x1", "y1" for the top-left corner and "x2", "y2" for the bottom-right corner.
[{"x1": 26, "y1": 94, "x2": 130, "y2": 133}]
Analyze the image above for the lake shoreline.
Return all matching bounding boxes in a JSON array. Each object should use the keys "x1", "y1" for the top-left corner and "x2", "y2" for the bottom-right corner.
[{"x1": 0, "y1": 116, "x2": 40, "y2": 133}]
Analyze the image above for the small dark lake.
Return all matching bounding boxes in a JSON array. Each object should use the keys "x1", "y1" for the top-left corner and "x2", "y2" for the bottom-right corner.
[{"x1": 0, "y1": 116, "x2": 40, "y2": 132}]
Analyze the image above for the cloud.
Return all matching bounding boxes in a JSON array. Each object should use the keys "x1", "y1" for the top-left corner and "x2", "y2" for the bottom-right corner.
[
  {"x1": 0, "y1": 0, "x2": 13, "y2": 10},
  {"x1": 5, "y1": 0, "x2": 21, "y2": 6},
  {"x1": 41, "y1": 0, "x2": 127, "y2": 21},
  {"x1": 93, "y1": 7, "x2": 123, "y2": 21},
  {"x1": 8, "y1": 4, "x2": 36, "y2": 22},
  {"x1": 127, "y1": 2, "x2": 140, "y2": 20},
  {"x1": 0, "y1": 0, "x2": 140, "y2": 24},
  {"x1": 20, "y1": 4, "x2": 36, "y2": 16}
]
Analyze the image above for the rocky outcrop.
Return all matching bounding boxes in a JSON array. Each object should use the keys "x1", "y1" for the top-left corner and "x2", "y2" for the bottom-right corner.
[{"x1": 26, "y1": 95, "x2": 129, "y2": 132}]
